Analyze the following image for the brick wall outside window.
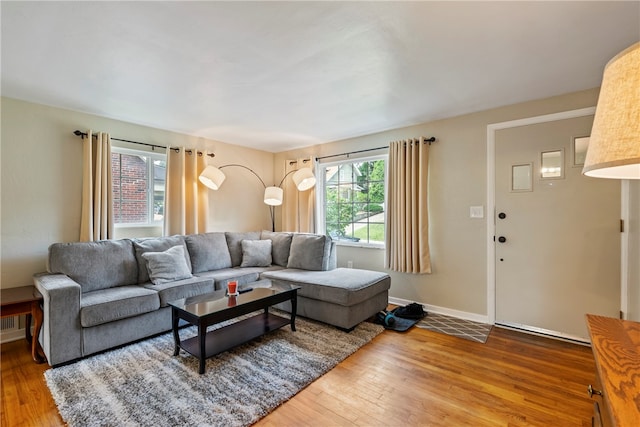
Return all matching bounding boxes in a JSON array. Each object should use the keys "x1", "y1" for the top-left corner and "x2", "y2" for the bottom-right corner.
[{"x1": 112, "y1": 153, "x2": 149, "y2": 223}]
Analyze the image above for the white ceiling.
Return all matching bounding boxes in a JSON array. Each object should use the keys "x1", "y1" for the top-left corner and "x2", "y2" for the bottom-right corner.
[{"x1": 2, "y1": 2, "x2": 639, "y2": 153}]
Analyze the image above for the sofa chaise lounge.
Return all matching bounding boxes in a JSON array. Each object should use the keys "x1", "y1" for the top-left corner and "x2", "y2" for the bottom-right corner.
[{"x1": 34, "y1": 231, "x2": 390, "y2": 366}]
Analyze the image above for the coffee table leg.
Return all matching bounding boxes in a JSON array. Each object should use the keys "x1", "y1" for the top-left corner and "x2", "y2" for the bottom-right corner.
[
  {"x1": 198, "y1": 323, "x2": 206, "y2": 374},
  {"x1": 290, "y1": 291, "x2": 297, "y2": 332},
  {"x1": 172, "y1": 309, "x2": 180, "y2": 356}
]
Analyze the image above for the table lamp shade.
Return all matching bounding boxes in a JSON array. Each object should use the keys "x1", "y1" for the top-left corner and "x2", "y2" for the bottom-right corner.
[{"x1": 583, "y1": 42, "x2": 640, "y2": 179}]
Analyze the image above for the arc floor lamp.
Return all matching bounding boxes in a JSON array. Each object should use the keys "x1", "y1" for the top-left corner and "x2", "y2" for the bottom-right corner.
[
  {"x1": 199, "y1": 163, "x2": 316, "y2": 231},
  {"x1": 583, "y1": 42, "x2": 639, "y2": 179}
]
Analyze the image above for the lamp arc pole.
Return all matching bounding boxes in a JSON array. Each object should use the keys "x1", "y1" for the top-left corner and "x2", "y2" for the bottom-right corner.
[
  {"x1": 217, "y1": 164, "x2": 275, "y2": 232},
  {"x1": 200, "y1": 163, "x2": 317, "y2": 232},
  {"x1": 277, "y1": 169, "x2": 299, "y2": 187}
]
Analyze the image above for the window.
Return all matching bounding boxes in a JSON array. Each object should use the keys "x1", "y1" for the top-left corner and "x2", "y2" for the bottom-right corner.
[
  {"x1": 111, "y1": 147, "x2": 166, "y2": 226},
  {"x1": 318, "y1": 156, "x2": 386, "y2": 246}
]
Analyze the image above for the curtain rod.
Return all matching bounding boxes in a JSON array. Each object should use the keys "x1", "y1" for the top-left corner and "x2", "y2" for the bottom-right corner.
[
  {"x1": 315, "y1": 136, "x2": 436, "y2": 162},
  {"x1": 73, "y1": 130, "x2": 215, "y2": 157}
]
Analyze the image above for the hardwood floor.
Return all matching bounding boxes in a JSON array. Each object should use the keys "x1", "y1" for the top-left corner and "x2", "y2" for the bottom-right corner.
[{"x1": 1, "y1": 324, "x2": 596, "y2": 426}]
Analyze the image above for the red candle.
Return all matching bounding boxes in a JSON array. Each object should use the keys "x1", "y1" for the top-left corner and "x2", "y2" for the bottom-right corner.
[{"x1": 227, "y1": 281, "x2": 238, "y2": 295}]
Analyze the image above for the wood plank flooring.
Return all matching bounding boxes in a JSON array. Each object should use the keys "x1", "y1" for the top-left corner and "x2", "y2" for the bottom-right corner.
[{"x1": 1, "y1": 324, "x2": 596, "y2": 426}]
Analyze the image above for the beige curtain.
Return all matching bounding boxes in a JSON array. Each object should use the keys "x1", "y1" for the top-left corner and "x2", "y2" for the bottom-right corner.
[
  {"x1": 80, "y1": 131, "x2": 114, "y2": 241},
  {"x1": 385, "y1": 138, "x2": 431, "y2": 273},
  {"x1": 282, "y1": 157, "x2": 315, "y2": 232},
  {"x1": 164, "y1": 148, "x2": 209, "y2": 235}
]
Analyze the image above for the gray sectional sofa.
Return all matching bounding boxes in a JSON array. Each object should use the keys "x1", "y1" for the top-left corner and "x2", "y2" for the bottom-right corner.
[{"x1": 34, "y1": 231, "x2": 390, "y2": 366}]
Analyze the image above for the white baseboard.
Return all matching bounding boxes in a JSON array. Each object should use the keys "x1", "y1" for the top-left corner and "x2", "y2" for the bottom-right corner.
[
  {"x1": 0, "y1": 328, "x2": 26, "y2": 344},
  {"x1": 388, "y1": 296, "x2": 490, "y2": 324},
  {"x1": 495, "y1": 322, "x2": 590, "y2": 345}
]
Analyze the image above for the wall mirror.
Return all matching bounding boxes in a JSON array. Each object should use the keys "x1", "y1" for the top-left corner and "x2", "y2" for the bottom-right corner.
[
  {"x1": 540, "y1": 149, "x2": 564, "y2": 179},
  {"x1": 511, "y1": 163, "x2": 533, "y2": 192},
  {"x1": 572, "y1": 136, "x2": 589, "y2": 166}
]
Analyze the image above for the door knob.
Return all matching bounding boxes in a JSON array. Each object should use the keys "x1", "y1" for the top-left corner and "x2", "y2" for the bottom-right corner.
[
  {"x1": 498, "y1": 212, "x2": 506, "y2": 219},
  {"x1": 498, "y1": 236, "x2": 507, "y2": 243}
]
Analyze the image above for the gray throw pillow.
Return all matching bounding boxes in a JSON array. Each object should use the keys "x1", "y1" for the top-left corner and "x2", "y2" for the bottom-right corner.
[
  {"x1": 133, "y1": 236, "x2": 192, "y2": 283},
  {"x1": 240, "y1": 239, "x2": 272, "y2": 267},
  {"x1": 185, "y1": 232, "x2": 232, "y2": 273},
  {"x1": 261, "y1": 231, "x2": 293, "y2": 267},
  {"x1": 141, "y1": 245, "x2": 193, "y2": 285},
  {"x1": 287, "y1": 234, "x2": 333, "y2": 271},
  {"x1": 225, "y1": 231, "x2": 261, "y2": 266}
]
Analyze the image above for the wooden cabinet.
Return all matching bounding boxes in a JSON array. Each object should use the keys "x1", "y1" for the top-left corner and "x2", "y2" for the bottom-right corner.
[{"x1": 586, "y1": 314, "x2": 640, "y2": 427}]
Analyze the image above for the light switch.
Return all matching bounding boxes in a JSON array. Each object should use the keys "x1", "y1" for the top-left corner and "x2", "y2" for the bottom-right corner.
[{"x1": 470, "y1": 206, "x2": 484, "y2": 219}]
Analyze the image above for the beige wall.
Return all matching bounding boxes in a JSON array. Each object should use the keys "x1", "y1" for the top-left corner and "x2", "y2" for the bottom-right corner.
[
  {"x1": 275, "y1": 88, "x2": 602, "y2": 317},
  {"x1": 3, "y1": 89, "x2": 633, "y2": 321},
  {"x1": 0, "y1": 97, "x2": 274, "y2": 288}
]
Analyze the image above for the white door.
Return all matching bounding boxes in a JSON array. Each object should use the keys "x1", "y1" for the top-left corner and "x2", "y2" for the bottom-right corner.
[{"x1": 495, "y1": 115, "x2": 620, "y2": 341}]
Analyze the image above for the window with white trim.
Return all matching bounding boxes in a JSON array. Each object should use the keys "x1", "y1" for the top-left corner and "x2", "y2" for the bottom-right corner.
[
  {"x1": 111, "y1": 147, "x2": 166, "y2": 226},
  {"x1": 318, "y1": 155, "x2": 386, "y2": 246}
]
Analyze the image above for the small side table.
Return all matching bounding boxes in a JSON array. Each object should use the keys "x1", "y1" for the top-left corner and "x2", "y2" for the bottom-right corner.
[{"x1": 1, "y1": 285, "x2": 46, "y2": 363}]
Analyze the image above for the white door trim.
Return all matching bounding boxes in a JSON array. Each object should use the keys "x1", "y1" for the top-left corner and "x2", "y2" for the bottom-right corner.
[
  {"x1": 621, "y1": 179, "x2": 630, "y2": 319},
  {"x1": 486, "y1": 107, "x2": 597, "y2": 325}
]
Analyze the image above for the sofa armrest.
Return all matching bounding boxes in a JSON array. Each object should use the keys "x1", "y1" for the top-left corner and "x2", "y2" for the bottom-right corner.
[{"x1": 33, "y1": 273, "x2": 82, "y2": 366}]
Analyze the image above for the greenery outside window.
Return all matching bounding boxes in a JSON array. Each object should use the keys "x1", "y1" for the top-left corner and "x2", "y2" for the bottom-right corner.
[
  {"x1": 318, "y1": 155, "x2": 386, "y2": 247},
  {"x1": 111, "y1": 147, "x2": 166, "y2": 227}
]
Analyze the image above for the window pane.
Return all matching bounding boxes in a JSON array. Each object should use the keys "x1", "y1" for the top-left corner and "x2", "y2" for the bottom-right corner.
[
  {"x1": 120, "y1": 154, "x2": 148, "y2": 223},
  {"x1": 112, "y1": 149, "x2": 166, "y2": 226},
  {"x1": 353, "y1": 202, "x2": 367, "y2": 220},
  {"x1": 337, "y1": 189, "x2": 350, "y2": 203},
  {"x1": 323, "y1": 157, "x2": 386, "y2": 245},
  {"x1": 153, "y1": 160, "x2": 166, "y2": 222}
]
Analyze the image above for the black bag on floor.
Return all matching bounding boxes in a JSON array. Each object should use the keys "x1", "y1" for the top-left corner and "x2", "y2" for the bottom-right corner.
[{"x1": 392, "y1": 302, "x2": 427, "y2": 320}]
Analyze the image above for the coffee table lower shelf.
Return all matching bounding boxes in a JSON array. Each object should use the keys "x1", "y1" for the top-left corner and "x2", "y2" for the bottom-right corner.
[{"x1": 177, "y1": 312, "x2": 290, "y2": 370}]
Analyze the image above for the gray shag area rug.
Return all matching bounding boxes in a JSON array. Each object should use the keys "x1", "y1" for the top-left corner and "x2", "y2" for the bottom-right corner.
[{"x1": 45, "y1": 312, "x2": 383, "y2": 427}]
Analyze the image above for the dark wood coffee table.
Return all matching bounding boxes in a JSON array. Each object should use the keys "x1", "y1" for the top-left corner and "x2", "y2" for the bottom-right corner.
[{"x1": 168, "y1": 280, "x2": 299, "y2": 374}]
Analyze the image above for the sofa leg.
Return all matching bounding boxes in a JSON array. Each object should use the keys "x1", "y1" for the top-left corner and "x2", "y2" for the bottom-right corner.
[{"x1": 338, "y1": 325, "x2": 355, "y2": 333}]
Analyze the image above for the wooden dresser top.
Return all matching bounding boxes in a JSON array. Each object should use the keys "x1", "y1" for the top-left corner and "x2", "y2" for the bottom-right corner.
[{"x1": 586, "y1": 314, "x2": 640, "y2": 427}]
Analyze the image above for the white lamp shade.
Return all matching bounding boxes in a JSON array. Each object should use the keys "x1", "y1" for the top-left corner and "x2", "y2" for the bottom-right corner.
[
  {"x1": 583, "y1": 42, "x2": 640, "y2": 179},
  {"x1": 292, "y1": 168, "x2": 316, "y2": 191},
  {"x1": 264, "y1": 186, "x2": 283, "y2": 206},
  {"x1": 199, "y1": 165, "x2": 226, "y2": 190}
]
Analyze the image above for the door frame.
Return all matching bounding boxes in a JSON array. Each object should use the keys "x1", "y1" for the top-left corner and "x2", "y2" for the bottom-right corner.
[{"x1": 485, "y1": 107, "x2": 628, "y2": 329}]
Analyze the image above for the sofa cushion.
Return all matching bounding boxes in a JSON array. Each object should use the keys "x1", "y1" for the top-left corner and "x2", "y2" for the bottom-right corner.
[
  {"x1": 141, "y1": 245, "x2": 193, "y2": 285},
  {"x1": 225, "y1": 231, "x2": 261, "y2": 267},
  {"x1": 80, "y1": 286, "x2": 160, "y2": 327},
  {"x1": 195, "y1": 266, "x2": 283, "y2": 290},
  {"x1": 142, "y1": 276, "x2": 215, "y2": 307},
  {"x1": 48, "y1": 239, "x2": 138, "y2": 293},
  {"x1": 185, "y1": 232, "x2": 232, "y2": 273},
  {"x1": 286, "y1": 234, "x2": 333, "y2": 271},
  {"x1": 133, "y1": 236, "x2": 192, "y2": 284},
  {"x1": 260, "y1": 268, "x2": 391, "y2": 307},
  {"x1": 241, "y1": 239, "x2": 272, "y2": 267},
  {"x1": 261, "y1": 231, "x2": 293, "y2": 267}
]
